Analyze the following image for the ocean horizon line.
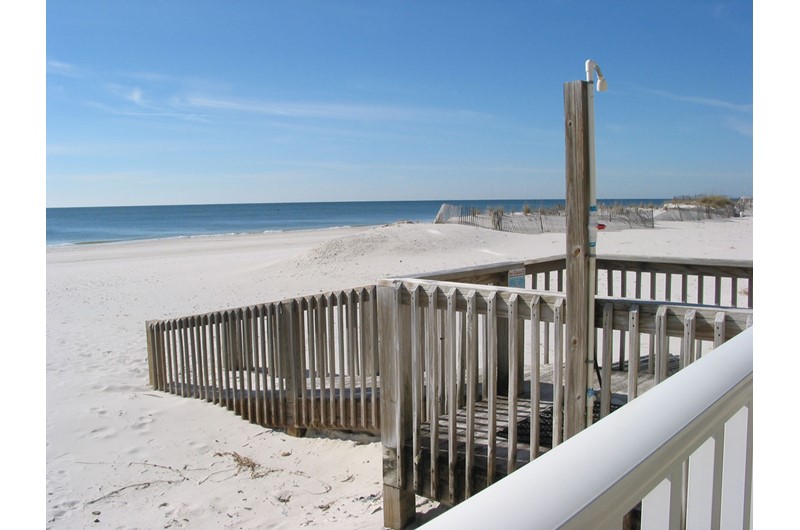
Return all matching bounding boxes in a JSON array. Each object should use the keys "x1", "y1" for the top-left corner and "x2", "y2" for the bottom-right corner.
[
  {"x1": 45, "y1": 197, "x2": 674, "y2": 211},
  {"x1": 46, "y1": 198, "x2": 669, "y2": 247}
]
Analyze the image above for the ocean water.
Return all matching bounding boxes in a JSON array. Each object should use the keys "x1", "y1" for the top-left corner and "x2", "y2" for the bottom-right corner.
[{"x1": 46, "y1": 199, "x2": 665, "y2": 246}]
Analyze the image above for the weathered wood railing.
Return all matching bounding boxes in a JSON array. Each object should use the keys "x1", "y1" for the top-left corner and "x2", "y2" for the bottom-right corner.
[
  {"x1": 143, "y1": 255, "x2": 753, "y2": 529},
  {"x1": 421, "y1": 255, "x2": 753, "y2": 309},
  {"x1": 419, "y1": 327, "x2": 753, "y2": 530},
  {"x1": 417, "y1": 254, "x2": 752, "y2": 396},
  {"x1": 376, "y1": 277, "x2": 753, "y2": 521},
  {"x1": 146, "y1": 286, "x2": 381, "y2": 433}
]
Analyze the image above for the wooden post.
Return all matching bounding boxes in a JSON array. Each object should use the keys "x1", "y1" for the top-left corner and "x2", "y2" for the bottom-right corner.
[
  {"x1": 378, "y1": 282, "x2": 414, "y2": 529},
  {"x1": 146, "y1": 321, "x2": 156, "y2": 388},
  {"x1": 563, "y1": 79, "x2": 591, "y2": 438}
]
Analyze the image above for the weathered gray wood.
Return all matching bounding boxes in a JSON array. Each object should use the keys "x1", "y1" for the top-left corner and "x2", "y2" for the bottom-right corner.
[
  {"x1": 446, "y1": 288, "x2": 458, "y2": 504},
  {"x1": 543, "y1": 319, "x2": 551, "y2": 365},
  {"x1": 245, "y1": 309, "x2": 255, "y2": 422},
  {"x1": 371, "y1": 285, "x2": 380, "y2": 430},
  {"x1": 601, "y1": 302, "x2": 613, "y2": 418},
  {"x1": 160, "y1": 323, "x2": 169, "y2": 392},
  {"x1": 592, "y1": 298, "x2": 751, "y2": 339},
  {"x1": 173, "y1": 321, "x2": 182, "y2": 395},
  {"x1": 230, "y1": 312, "x2": 240, "y2": 412},
  {"x1": 530, "y1": 296, "x2": 541, "y2": 459},
  {"x1": 156, "y1": 322, "x2": 167, "y2": 391},
  {"x1": 267, "y1": 305, "x2": 278, "y2": 424},
  {"x1": 274, "y1": 305, "x2": 286, "y2": 425},
  {"x1": 480, "y1": 311, "x2": 488, "y2": 402},
  {"x1": 180, "y1": 318, "x2": 190, "y2": 398},
  {"x1": 437, "y1": 306, "x2": 445, "y2": 426},
  {"x1": 256, "y1": 306, "x2": 266, "y2": 425},
  {"x1": 552, "y1": 298, "x2": 564, "y2": 448},
  {"x1": 229, "y1": 313, "x2": 240, "y2": 407},
  {"x1": 564, "y1": 80, "x2": 591, "y2": 439},
  {"x1": 241, "y1": 309, "x2": 251, "y2": 422},
  {"x1": 413, "y1": 253, "x2": 745, "y2": 289},
  {"x1": 487, "y1": 291, "x2": 498, "y2": 484},
  {"x1": 427, "y1": 286, "x2": 440, "y2": 498},
  {"x1": 148, "y1": 323, "x2": 160, "y2": 391},
  {"x1": 226, "y1": 312, "x2": 238, "y2": 414},
  {"x1": 154, "y1": 321, "x2": 169, "y2": 391},
  {"x1": 239, "y1": 311, "x2": 249, "y2": 417},
  {"x1": 714, "y1": 312, "x2": 726, "y2": 348},
  {"x1": 627, "y1": 306, "x2": 640, "y2": 400},
  {"x1": 201, "y1": 316, "x2": 210, "y2": 402},
  {"x1": 191, "y1": 316, "x2": 201, "y2": 399},
  {"x1": 327, "y1": 293, "x2": 336, "y2": 425},
  {"x1": 358, "y1": 288, "x2": 368, "y2": 429},
  {"x1": 254, "y1": 307, "x2": 265, "y2": 424},
  {"x1": 507, "y1": 294, "x2": 519, "y2": 472},
  {"x1": 220, "y1": 313, "x2": 230, "y2": 408},
  {"x1": 146, "y1": 322, "x2": 156, "y2": 388},
  {"x1": 309, "y1": 300, "x2": 322, "y2": 426},
  {"x1": 348, "y1": 290, "x2": 357, "y2": 428},
  {"x1": 292, "y1": 300, "x2": 306, "y2": 425},
  {"x1": 154, "y1": 323, "x2": 165, "y2": 392},
  {"x1": 682, "y1": 310, "x2": 696, "y2": 368},
  {"x1": 238, "y1": 310, "x2": 248, "y2": 417},
  {"x1": 213, "y1": 315, "x2": 222, "y2": 405},
  {"x1": 298, "y1": 301, "x2": 309, "y2": 426},
  {"x1": 337, "y1": 292, "x2": 346, "y2": 427},
  {"x1": 655, "y1": 306, "x2": 668, "y2": 384},
  {"x1": 410, "y1": 285, "x2": 423, "y2": 494},
  {"x1": 143, "y1": 255, "x2": 754, "y2": 520},
  {"x1": 314, "y1": 296, "x2": 327, "y2": 427},
  {"x1": 465, "y1": 290, "x2": 478, "y2": 497},
  {"x1": 378, "y1": 282, "x2": 414, "y2": 529}
]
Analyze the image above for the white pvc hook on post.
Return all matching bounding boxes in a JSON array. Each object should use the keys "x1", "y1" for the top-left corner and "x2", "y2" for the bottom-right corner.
[{"x1": 584, "y1": 59, "x2": 606, "y2": 427}]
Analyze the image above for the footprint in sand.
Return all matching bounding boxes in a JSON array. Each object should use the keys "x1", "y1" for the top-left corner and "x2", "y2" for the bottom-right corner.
[
  {"x1": 88, "y1": 426, "x2": 116, "y2": 439},
  {"x1": 131, "y1": 415, "x2": 154, "y2": 431}
]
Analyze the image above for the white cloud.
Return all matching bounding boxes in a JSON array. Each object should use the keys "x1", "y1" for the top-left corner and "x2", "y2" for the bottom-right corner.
[
  {"x1": 46, "y1": 59, "x2": 80, "y2": 77},
  {"x1": 726, "y1": 117, "x2": 753, "y2": 137},
  {"x1": 650, "y1": 89, "x2": 752, "y2": 113},
  {"x1": 183, "y1": 95, "x2": 489, "y2": 122},
  {"x1": 127, "y1": 87, "x2": 144, "y2": 106}
]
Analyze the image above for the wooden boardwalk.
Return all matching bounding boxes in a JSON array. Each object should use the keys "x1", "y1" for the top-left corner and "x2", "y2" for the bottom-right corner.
[{"x1": 145, "y1": 255, "x2": 753, "y2": 528}]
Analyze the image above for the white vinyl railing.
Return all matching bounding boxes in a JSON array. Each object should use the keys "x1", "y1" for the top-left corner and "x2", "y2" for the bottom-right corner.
[{"x1": 421, "y1": 327, "x2": 753, "y2": 530}]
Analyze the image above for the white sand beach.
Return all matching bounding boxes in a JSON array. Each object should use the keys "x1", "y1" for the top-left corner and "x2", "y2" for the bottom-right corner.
[{"x1": 46, "y1": 217, "x2": 752, "y2": 528}]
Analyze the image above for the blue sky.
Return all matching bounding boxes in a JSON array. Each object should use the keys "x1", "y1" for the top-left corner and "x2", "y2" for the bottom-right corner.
[{"x1": 45, "y1": 1, "x2": 753, "y2": 207}]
